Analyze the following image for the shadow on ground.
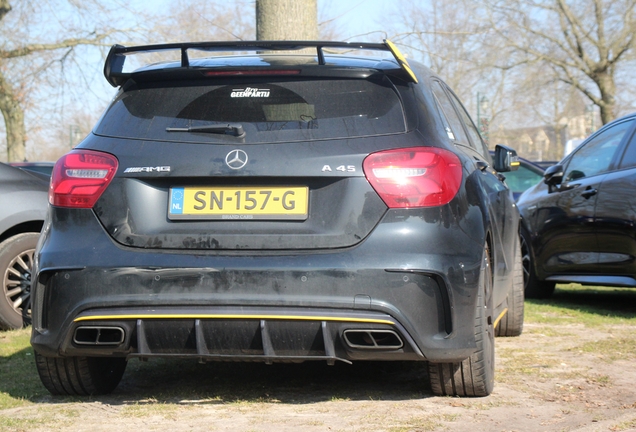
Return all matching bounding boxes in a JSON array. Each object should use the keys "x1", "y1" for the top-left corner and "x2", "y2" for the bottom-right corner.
[
  {"x1": 114, "y1": 358, "x2": 431, "y2": 404},
  {"x1": 1, "y1": 347, "x2": 431, "y2": 405}
]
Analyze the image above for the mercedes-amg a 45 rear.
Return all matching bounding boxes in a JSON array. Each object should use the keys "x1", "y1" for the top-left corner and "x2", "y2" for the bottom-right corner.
[{"x1": 31, "y1": 41, "x2": 522, "y2": 397}]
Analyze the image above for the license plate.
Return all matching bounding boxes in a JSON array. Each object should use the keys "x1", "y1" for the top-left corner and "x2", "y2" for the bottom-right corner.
[{"x1": 168, "y1": 186, "x2": 309, "y2": 220}]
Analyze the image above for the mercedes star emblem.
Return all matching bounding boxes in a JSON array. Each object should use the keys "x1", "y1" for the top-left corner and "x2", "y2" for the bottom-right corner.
[{"x1": 225, "y1": 149, "x2": 248, "y2": 170}]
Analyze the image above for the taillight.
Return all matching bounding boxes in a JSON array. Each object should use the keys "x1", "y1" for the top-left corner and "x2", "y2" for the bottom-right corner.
[
  {"x1": 363, "y1": 147, "x2": 462, "y2": 208},
  {"x1": 49, "y1": 150, "x2": 118, "y2": 208}
]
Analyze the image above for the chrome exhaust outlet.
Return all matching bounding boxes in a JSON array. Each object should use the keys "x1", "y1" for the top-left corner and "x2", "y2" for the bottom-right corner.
[
  {"x1": 343, "y1": 329, "x2": 404, "y2": 350},
  {"x1": 74, "y1": 326, "x2": 125, "y2": 346}
]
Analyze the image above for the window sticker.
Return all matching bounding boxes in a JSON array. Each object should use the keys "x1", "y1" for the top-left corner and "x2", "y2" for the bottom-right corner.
[{"x1": 230, "y1": 87, "x2": 270, "y2": 98}]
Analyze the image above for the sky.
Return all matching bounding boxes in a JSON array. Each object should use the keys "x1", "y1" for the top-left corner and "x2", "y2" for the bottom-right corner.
[
  {"x1": 319, "y1": 0, "x2": 396, "y2": 40},
  {"x1": 127, "y1": 0, "x2": 394, "y2": 41}
]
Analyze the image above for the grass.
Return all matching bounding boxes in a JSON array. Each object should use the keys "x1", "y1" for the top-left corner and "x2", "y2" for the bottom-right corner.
[
  {"x1": 610, "y1": 417, "x2": 636, "y2": 431},
  {"x1": 387, "y1": 415, "x2": 447, "y2": 432},
  {"x1": 525, "y1": 284, "x2": 636, "y2": 327},
  {"x1": 0, "y1": 328, "x2": 46, "y2": 410},
  {"x1": 496, "y1": 284, "x2": 636, "y2": 393},
  {"x1": 573, "y1": 337, "x2": 636, "y2": 361},
  {"x1": 121, "y1": 402, "x2": 181, "y2": 419}
]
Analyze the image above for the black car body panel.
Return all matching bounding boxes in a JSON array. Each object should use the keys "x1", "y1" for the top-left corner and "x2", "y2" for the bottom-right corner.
[
  {"x1": 8, "y1": 162, "x2": 54, "y2": 178},
  {"x1": 31, "y1": 41, "x2": 521, "y2": 396},
  {"x1": 33, "y1": 200, "x2": 487, "y2": 362},
  {"x1": 518, "y1": 113, "x2": 636, "y2": 289},
  {"x1": 0, "y1": 163, "x2": 48, "y2": 241}
]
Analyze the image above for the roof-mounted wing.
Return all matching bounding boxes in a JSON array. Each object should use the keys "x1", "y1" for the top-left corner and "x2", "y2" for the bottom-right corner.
[{"x1": 103, "y1": 40, "x2": 418, "y2": 87}]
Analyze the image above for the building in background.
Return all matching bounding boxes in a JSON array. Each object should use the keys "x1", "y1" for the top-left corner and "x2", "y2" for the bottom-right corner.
[{"x1": 489, "y1": 92, "x2": 599, "y2": 161}]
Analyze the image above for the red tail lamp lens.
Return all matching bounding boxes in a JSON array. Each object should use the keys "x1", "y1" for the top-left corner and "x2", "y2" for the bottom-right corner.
[
  {"x1": 49, "y1": 150, "x2": 118, "y2": 208},
  {"x1": 363, "y1": 147, "x2": 462, "y2": 208}
]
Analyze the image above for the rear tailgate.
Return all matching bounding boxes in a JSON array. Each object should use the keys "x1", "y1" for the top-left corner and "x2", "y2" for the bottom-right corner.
[
  {"x1": 92, "y1": 138, "x2": 410, "y2": 250},
  {"x1": 88, "y1": 75, "x2": 415, "y2": 251}
]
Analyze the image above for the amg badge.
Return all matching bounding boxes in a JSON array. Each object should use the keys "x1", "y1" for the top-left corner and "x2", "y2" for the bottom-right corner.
[{"x1": 123, "y1": 166, "x2": 171, "y2": 173}]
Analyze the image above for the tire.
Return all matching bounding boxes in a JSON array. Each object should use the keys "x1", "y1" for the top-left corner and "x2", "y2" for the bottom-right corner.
[
  {"x1": 495, "y1": 236, "x2": 524, "y2": 337},
  {"x1": 428, "y1": 244, "x2": 495, "y2": 397},
  {"x1": 0, "y1": 232, "x2": 39, "y2": 330},
  {"x1": 34, "y1": 351, "x2": 127, "y2": 395},
  {"x1": 520, "y1": 228, "x2": 555, "y2": 299}
]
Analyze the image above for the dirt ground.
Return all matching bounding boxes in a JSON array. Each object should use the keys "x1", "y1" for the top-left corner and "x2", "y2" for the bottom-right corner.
[{"x1": 3, "y1": 319, "x2": 636, "y2": 432}]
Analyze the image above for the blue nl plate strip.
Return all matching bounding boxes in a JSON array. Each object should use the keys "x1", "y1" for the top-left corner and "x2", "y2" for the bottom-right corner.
[{"x1": 169, "y1": 187, "x2": 184, "y2": 215}]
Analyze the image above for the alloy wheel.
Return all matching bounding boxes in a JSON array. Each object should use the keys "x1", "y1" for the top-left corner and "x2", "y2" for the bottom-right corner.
[{"x1": 3, "y1": 247, "x2": 34, "y2": 317}]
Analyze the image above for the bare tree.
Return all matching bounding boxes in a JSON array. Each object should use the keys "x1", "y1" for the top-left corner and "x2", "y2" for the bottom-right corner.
[
  {"x1": 148, "y1": 0, "x2": 338, "y2": 51},
  {"x1": 0, "y1": 0, "x2": 152, "y2": 162},
  {"x1": 390, "y1": 0, "x2": 514, "y2": 129},
  {"x1": 392, "y1": 1, "x2": 482, "y2": 90},
  {"x1": 483, "y1": 0, "x2": 636, "y2": 125},
  {"x1": 156, "y1": 0, "x2": 254, "y2": 43},
  {"x1": 256, "y1": 0, "x2": 318, "y2": 40}
]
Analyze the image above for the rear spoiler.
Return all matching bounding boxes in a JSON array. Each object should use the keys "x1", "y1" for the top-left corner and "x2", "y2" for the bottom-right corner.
[{"x1": 103, "y1": 39, "x2": 418, "y2": 87}]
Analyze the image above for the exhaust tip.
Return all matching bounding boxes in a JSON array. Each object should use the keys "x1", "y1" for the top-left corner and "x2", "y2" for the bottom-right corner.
[
  {"x1": 343, "y1": 329, "x2": 403, "y2": 350},
  {"x1": 74, "y1": 326, "x2": 125, "y2": 346}
]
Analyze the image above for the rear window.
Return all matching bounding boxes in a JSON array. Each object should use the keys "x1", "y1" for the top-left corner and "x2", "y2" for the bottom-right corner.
[{"x1": 94, "y1": 78, "x2": 406, "y2": 143}]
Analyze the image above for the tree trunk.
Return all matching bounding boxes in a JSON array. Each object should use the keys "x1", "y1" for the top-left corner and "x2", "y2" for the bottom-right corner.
[
  {"x1": 595, "y1": 71, "x2": 617, "y2": 125},
  {"x1": 0, "y1": 0, "x2": 10, "y2": 21},
  {"x1": 0, "y1": 1, "x2": 24, "y2": 162},
  {"x1": 0, "y1": 70, "x2": 26, "y2": 162},
  {"x1": 256, "y1": 0, "x2": 318, "y2": 40}
]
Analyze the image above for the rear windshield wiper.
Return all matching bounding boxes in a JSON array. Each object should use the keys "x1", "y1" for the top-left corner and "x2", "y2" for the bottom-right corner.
[{"x1": 166, "y1": 123, "x2": 245, "y2": 137}]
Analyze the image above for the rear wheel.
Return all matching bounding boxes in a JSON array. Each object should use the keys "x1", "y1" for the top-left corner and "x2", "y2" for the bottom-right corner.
[
  {"x1": 0, "y1": 232, "x2": 39, "y2": 330},
  {"x1": 496, "y1": 236, "x2": 524, "y2": 337},
  {"x1": 520, "y1": 228, "x2": 555, "y2": 299},
  {"x1": 34, "y1": 352, "x2": 127, "y2": 395},
  {"x1": 428, "y1": 244, "x2": 494, "y2": 397}
]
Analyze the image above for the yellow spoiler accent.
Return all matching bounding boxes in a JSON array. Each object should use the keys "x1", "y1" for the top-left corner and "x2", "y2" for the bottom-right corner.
[
  {"x1": 385, "y1": 39, "x2": 419, "y2": 84},
  {"x1": 74, "y1": 313, "x2": 395, "y2": 325}
]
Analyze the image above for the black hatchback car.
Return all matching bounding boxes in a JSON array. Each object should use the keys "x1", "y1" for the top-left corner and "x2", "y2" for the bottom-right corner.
[
  {"x1": 31, "y1": 41, "x2": 522, "y2": 397},
  {"x1": 518, "y1": 112, "x2": 636, "y2": 298}
]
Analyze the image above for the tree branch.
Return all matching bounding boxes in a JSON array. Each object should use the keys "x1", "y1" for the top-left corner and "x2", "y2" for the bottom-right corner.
[
  {"x1": 555, "y1": 0, "x2": 595, "y2": 72},
  {"x1": 0, "y1": 33, "x2": 112, "y2": 59},
  {"x1": 551, "y1": 62, "x2": 602, "y2": 106}
]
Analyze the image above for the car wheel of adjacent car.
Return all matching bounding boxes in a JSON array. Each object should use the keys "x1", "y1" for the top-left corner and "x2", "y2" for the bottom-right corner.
[
  {"x1": 428, "y1": 244, "x2": 495, "y2": 397},
  {"x1": 520, "y1": 228, "x2": 555, "y2": 299},
  {"x1": 0, "y1": 232, "x2": 39, "y2": 330},
  {"x1": 34, "y1": 351, "x2": 127, "y2": 395},
  {"x1": 495, "y1": 236, "x2": 524, "y2": 337}
]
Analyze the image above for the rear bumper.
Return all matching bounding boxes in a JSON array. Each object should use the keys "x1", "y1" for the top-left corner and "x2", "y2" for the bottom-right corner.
[
  {"x1": 31, "y1": 207, "x2": 487, "y2": 363},
  {"x1": 33, "y1": 306, "x2": 425, "y2": 364}
]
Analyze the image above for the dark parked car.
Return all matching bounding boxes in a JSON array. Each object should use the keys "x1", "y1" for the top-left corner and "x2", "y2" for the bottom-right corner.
[
  {"x1": 0, "y1": 162, "x2": 48, "y2": 330},
  {"x1": 518, "y1": 112, "x2": 636, "y2": 298},
  {"x1": 489, "y1": 152, "x2": 545, "y2": 200},
  {"x1": 503, "y1": 158, "x2": 545, "y2": 200},
  {"x1": 9, "y1": 162, "x2": 55, "y2": 178},
  {"x1": 31, "y1": 40, "x2": 522, "y2": 397}
]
